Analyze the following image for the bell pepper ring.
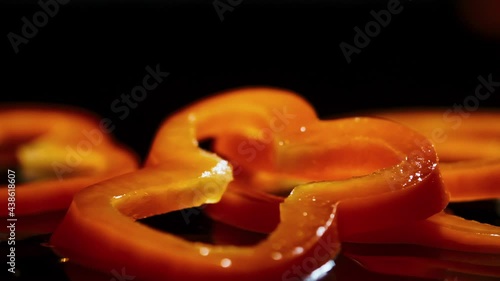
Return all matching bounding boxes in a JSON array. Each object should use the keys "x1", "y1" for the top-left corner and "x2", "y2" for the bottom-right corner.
[
  {"x1": 206, "y1": 180, "x2": 283, "y2": 234},
  {"x1": 50, "y1": 88, "x2": 339, "y2": 281},
  {"x1": 335, "y1": 109, "x2": 500, "y2": 253},
  {"x1": 205, "y1": 105, "x2": 500, "y2": 253},
  {"x1": 50, "y1": 87, "x2": 446, "y2": 281},
  {"x1": 370, "y1": 109, "x2": 500, "y2": 202},
  {"x1": 342, "y1": 242, "x2": 500, "y2": 279},
  {"x1": 345, "y1": 210, "x2": 500, "y2": 253},
  {"x1": 206, "y1": 117, "x2": 448, "y2": 238},
  {"x1": 0, "y1": 105, "x2": 139, "y2": 220}
]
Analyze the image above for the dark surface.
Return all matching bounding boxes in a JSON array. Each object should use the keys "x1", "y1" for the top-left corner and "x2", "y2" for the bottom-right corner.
[
  {"x1": 1, "y1": 201, "x2": 499, "y2": 281},
  {"x1": 1, "y1": 0, "x2": 500, "y2": 280}
]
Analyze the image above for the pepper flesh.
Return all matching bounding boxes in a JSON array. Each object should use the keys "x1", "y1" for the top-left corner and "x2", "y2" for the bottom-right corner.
[
  {"x1": 345, "y1": 210, "x2": 500, "y2": 253},
  {"x1": 0, "y1": 105, "x2": 139, "y2": 218},
  {"x1": 206, "y1": 116, "x2": 449, "y2": 237},
  {"x1": 50, "y1": 88, "x2": 339, "y2": 281},
  {"x1": 50, "y1": 87, "x2": 446, "y2": 281},
  {"x1": 342, "y1": 243, "x2": 500, "y2": 279},
  {"x1": 337, "y1": 109, "x2": 500, "y2": 252},
  {"x1": 205, "y1": 107, "x2": 500, "y2": 252},
  {"x1": 371, "y1": 109, "x2": 500, "y2": 202}
]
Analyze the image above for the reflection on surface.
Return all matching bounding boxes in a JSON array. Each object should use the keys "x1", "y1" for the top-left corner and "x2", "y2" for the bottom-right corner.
[
  {"x1": 3, "y1": 204, "x2": 499, "y2": 281},
  {"x1": 342, "y1": 243, "x2": 500, "y2": 280}
]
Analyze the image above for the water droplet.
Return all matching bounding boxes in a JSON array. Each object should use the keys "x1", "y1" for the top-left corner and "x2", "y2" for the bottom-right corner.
[
  {"x1": 293, "y1": 247, "x2": 304, "y2": 255},
  {"x1": 300, "y1": 126, "x2": 306, "y2": 132},
  {"x1": 220, "y1": 258, "x2": 232, "y2": 268},
  {"x1": 271, "y1": 252, "x2": 283, "y2": 260},
  {"x1": 199, "y1": 247, "x2": 210, "y2": 256},
  {"x1": 316, "y1": 226, "x2": 326, "y2": 236},
  {"x1": 302, "y1": 212, "x2": 308, "y2": 216}
]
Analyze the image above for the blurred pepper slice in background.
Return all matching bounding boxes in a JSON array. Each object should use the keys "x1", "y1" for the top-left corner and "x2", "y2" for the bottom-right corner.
[
  {"x1": 458, "y1": 0, "x2": 500, "y2": 39},
  {"x1": 0, "y1": 104, "x2": 139, "y2": 236},
  {"x1": 371, "y1": 109, "x2": 500, "y2": 202}
]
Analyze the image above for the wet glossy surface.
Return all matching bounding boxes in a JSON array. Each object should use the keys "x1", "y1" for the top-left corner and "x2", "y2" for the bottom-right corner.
[{"x1": 2, "y1": 200, "x2": 499, "y2": 281}]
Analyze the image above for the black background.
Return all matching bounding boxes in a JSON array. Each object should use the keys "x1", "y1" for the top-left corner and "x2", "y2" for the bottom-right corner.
[{"x1": 2, "y1": 0, "x2": 500, "y2": 159}]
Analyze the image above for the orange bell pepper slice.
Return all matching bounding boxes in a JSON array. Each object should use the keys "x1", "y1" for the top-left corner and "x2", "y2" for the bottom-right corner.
[
  {"x1": 339, "y1": 109, "x2": 500, "y2": 253},
  {"x1": 50, "y1": 89, "x2": 339, "y2": 281},
  {"x1": 0, "y1": 105, "x2": 139, "y2": 219},
  {"x1": 346, "y1": 210, "x2": 500, "y2": 253},
  {"x1": 342, "y1": 242, "x2": 500, "y2": 279},
  {"x1": 206, "y1": 180, "x2": 283, "y2": 234},
  {"x1": 206, "y1": 116, "x2": 448, "y2": 238},
  {"x1": 372, "y1": 109, "x2": 500, "y2": 202},
  {"x1": 50, "y1": 87, "x2": 446, "y2": 281},
  {"x1": 206, "y1": 106, "x2": 500, "y2": 253}
]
